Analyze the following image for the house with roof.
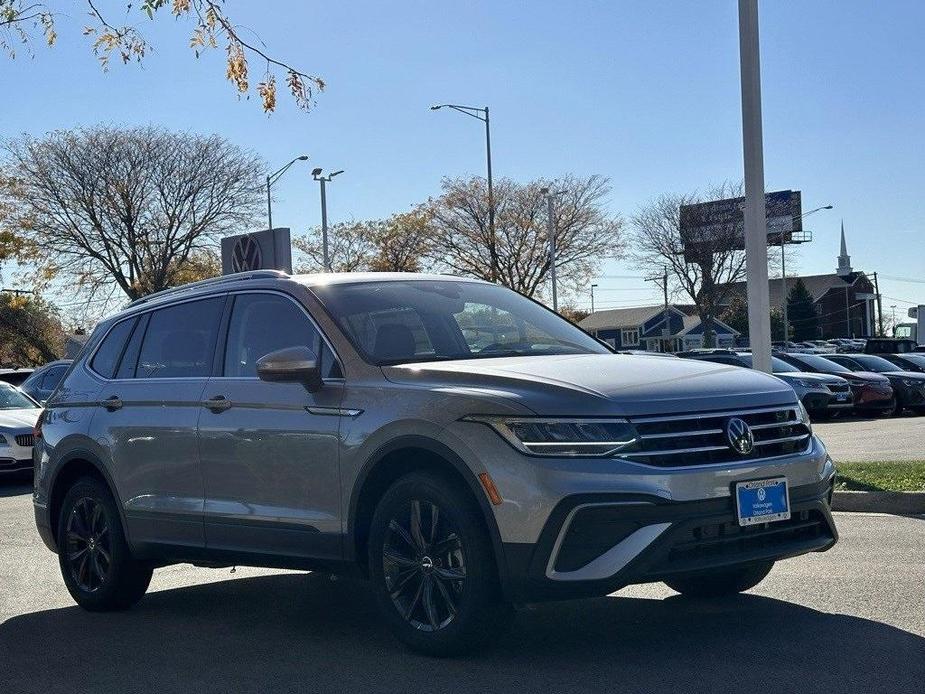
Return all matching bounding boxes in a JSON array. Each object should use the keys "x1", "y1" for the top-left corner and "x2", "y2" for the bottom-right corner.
[
  {"x1": 579, "y1": 305, "x2": 740, "y2": 352},
  {"x1": 717, "y1": 223, "x2": 879, "y2": 338}
]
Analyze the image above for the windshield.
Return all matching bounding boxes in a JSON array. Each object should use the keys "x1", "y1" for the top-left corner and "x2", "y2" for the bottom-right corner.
[
  {"x1": 850, "y1": 355, "x2": 905, "y2": 373},
  {"x1": 0, "y1": 383, "x2": 39, "y2": 409},
  {"x1": 311, "y1": 280, "x2": 611, "y2": 365},
  {"x1": 735, "y1": 354, "x2": 800, "y2": 373},
  {"x1": 790, "y1": 354, "x2": 852, "y2": 374}
]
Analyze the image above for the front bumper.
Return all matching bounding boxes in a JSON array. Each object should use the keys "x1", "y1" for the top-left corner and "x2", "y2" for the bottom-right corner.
[{"x1": 502, "y1": 475, "x2": 837, "y2": 603}]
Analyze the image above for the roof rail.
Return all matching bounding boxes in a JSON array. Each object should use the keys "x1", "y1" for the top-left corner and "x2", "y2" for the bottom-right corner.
[{"x1": 127, "y1": 269, "x2": 289, "y2": 308}]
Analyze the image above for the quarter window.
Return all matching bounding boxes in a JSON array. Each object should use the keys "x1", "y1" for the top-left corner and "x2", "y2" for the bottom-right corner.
[
  {"x1": 224, "y1": 293, "x2": 340, "y2": 378},
  {"x1": 136, "y1": 298, "x2": 225, "y2": 378},
  {"x1": 90, "y1": 318, "x2": 137, "y2": 379}
]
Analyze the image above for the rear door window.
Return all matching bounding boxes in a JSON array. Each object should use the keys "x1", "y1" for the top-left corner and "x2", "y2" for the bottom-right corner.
[
  {"x1": 90, "y1": 318, "x2": 138, "y2": 379},
  {"x1": 136, "y1": 298, "x2": 225, "y2": 378}
]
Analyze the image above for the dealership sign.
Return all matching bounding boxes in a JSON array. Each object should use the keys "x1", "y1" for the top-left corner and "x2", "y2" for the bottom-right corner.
[
  {"x1": 220, "y1": 228, "x2": 293, "y2": 275},
  {"x1": 679, "y1": 190, "x2": 802, "y2": 262}
]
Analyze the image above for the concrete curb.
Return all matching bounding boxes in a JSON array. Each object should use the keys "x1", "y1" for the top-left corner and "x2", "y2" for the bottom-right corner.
[{"x1": 833, "y1": 490, "x2": 925, "y2": 515}]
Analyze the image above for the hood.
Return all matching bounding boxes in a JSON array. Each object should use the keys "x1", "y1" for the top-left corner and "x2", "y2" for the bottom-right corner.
[
  {"x1": 775, "y1": 371, "x2": 845, "y2": 386},
  {"x1": 383, "y1": 353, "x2": 796, "y2": 417},
  {"x1": 0, "y1": 407, "x2": 41, "y2": 431},
  {"x1": 884, "y1": 371, "x2": 925, "y2": 382},
  {"x1": 842, "y1": 371, "x2": 892, "y2": 385}
]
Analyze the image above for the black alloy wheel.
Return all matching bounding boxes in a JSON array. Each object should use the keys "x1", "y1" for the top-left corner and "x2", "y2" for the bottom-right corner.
[
  {"x1": 382, "y1": 499, "x2": 466, "y2": 632},
  {"x1": 65, "y1": 496, "x2": 113, "y2": 592}
]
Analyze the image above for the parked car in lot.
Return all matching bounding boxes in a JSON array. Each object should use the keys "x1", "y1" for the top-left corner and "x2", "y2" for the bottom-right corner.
[
  {"x1": 19, "y1": 360, "x2": 72, "y2": 403},
  {"x1": 0, "y1": 367, "x2": 34, "y2": 387},
  {"x1": 775, "y1": 352, "x2": 895, "y2": 415},
  {"x1": 863, "y1": 338, "x2": 919, "y2": 354},
  {"x1": 0, "y1": 382, "x2": 42, "y2": 477},
  {"x1": 879, "y1": 352, "x2": 925, "y2": 373},
  {"x1": 823, "y1": 354, "x2": 925, "y2": 415},
  {"x1": 677, "y1": 350, "x2": 853, "y2": 419},
  {"x1": 33, "y1": 271, "x2": 838, "y2": 655}
]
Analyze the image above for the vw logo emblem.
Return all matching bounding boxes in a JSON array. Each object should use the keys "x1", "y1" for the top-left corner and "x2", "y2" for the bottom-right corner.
[
  {"x1": 231, "y1": 234, "x2": 263, "y2": 272},
  {"x1": 725, "y1": 417, "x2": 755, "y2": 456},
  {"x1": 757, "y1": 487, "x2": 766, "y2": 501}
]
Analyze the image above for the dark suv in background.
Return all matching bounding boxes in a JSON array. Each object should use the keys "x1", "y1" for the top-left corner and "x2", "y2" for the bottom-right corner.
[
  {"x1": 824, "y1": 354, "x2": 925, "y2": 415},
  {"x1": 776, "y1": 352, "x2": 895, "y2": 415}
]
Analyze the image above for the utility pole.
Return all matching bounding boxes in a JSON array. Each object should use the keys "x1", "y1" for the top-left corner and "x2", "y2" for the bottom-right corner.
[
  {"x1": 738, "y1": 0, "x2": 772, "y2": 373},
  {"x1": 590, "y1": 283, "x2": 598, "y2": 313},
  {"x1": 312, "y1": 168, "x2": 344, "y2": 273},
  {"x1": 872, "y1": 271, "x2": 884, "y2": 336},
  {"x1": 645, "y1": 265, "x2": 671, "y2": 350}
]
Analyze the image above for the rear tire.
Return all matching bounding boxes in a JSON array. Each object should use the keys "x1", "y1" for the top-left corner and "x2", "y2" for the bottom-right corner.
[
  {"x1": 56, "y1": 477, "x2": 152, "y2": 611},
  {"x1": 664, "y1": 561, "x2": 774, "y2": 598},
  {"x1": 368, "y1": 471, "x2": 512, "y2": 656}
]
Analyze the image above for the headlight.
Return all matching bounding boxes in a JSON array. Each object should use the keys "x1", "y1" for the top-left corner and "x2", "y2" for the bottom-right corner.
[
  {"x1": 901, "y1": 378, "x2": 924, "y2": 388},
  {"x1": 0, "y1": 434, "x2": 7, "y2": 446},
  {"x1": 462, "y1": 416, "x2": 640, "y2": 457},
  {"x1": 789, "y1": 378, "x2": 816, "y2": 388},
  {"x1": 797, "y1": 401, "x2": 813, "y2": 434}
]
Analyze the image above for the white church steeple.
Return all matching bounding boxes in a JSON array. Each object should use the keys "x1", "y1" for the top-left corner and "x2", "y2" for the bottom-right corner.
[{"x1": 836, "y1": 220, "x2": 852, "y2": 277}]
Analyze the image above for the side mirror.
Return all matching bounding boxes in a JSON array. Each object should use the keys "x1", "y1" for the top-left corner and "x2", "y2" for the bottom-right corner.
[{"x1": 256, "y1": 346, "x2": 323, "y2": 392}]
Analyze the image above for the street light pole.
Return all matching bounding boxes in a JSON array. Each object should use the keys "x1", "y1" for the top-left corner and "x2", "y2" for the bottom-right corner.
[
  {"x1": 590, "y1": 283, "x2": 598, "y2": 314},
  {"x1": 738, "y1": 0, "x2": 772, "y2": 373},
  {"x1": 312, "y1": 168, "x2": 344, "y2": 273},
  {"x1": 266, "y1": 155, "x2": 310, "y2": 230},
  {"x1": 431, "y1": 103, "x2": 497, "y2": 282}
]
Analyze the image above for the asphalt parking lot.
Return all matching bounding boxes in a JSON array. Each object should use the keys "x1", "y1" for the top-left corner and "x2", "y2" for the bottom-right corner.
[
  {"x1": 1, "y1": 482, "x2": 923, "y2": 694},
  {"x1": 813, "y1": 412, "x2": 925, "y2": 462}
]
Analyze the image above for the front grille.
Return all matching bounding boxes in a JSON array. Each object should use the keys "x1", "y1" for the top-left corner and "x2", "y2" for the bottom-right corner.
[
  {"x1": 15, "y1": 433, "x2": 34, "y2": 447},
  {"x1": 624, "y1": 406, "x2": 811, "y2": 467},
  {"x1": 827, "y1": 383, "x2": 850, "y2": 394},
  {"x1": 667, "y1": 510, "x2": 829, "y2": 566}
]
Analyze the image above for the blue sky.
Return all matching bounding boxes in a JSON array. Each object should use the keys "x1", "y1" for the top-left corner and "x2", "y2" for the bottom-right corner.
[{"x1": 2, "y1": 0, "x2": 923, "y2": 315}]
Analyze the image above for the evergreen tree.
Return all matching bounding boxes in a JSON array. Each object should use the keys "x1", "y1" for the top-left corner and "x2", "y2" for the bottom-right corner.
[{"x1": 787, "y1": 278, "x2": 820, "y2": 341}]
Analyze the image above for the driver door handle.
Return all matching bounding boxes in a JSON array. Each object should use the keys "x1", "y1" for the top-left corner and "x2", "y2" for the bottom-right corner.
[
  {"x1": 204, "y1": 395, "x2": 232, "y2": 412},
  {"x1": 102, "y1": 395, "x2": 123, "y2": 411}
]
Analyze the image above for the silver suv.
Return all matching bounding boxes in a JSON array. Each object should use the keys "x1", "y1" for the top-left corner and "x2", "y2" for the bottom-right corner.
[{"x1": 33, "y1": 271, "x2": 838, "y2": 655}]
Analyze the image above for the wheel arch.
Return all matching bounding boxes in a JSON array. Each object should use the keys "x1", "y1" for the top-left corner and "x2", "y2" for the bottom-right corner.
[
  {"x1": 347, "y1": 435, "x2": 510, "y2": 593},
  {"x1": 48, "y1": 450, "x2": 125, "y2": 544}
]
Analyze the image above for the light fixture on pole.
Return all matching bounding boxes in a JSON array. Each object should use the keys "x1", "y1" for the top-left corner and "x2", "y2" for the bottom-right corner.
[
  {"x1": 431, "y1": 103, "x2": 497, "y2": 282},
  {"x1": 266, "y1": 155, "x2": 309, "y2": 230},
  {"x1": 780, "y1": 204, "x2": 834, "y2": 340},
  {"x1": 590, "y1": 283, "x2": 598, "y2": 313},
  {"x1": 312, "y1": 168, "x2": 344, "y2": 273},
  {"x1": 540, "y1": 187, "x2": 566, "y2": 312}
]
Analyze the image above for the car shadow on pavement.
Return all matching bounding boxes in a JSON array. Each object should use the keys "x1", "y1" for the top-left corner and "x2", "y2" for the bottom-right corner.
[
  {"x1": 0, "y1": 480, "x2": 31, "y2": 498},
  {"x1": 2, "y1": 572, "x2": 923, "y2": 694}
]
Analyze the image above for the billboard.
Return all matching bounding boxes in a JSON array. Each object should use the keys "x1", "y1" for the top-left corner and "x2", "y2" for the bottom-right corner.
[
  {"x1": 679, "y1": 190, "x2": 802, "y2": 262},
  {"x1": 220, "y1": 228, "x2": 293, "y2": 275}
]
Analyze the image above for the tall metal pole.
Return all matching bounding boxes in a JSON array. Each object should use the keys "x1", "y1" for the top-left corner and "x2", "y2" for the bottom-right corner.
[
  {"x1": 780, "y1": 233, "x2": 788, "y2": 341},
  {"x1": 266, "y1": 175, "x2": 273, "y2": 230},
  {"x1": 873, "y1": 271, "x2": 884, "y2": 336},
  {"x1": 738, "y1": 0, "x2": 772, "y2": 373},
  {"x1": 546, "y1": 192, "x2": 558, "y2": 312},
  {"x1": 319, "y1": 177, "x2": 330, "y2": 272},
  {"x1": 590, "y1": 284, "x2": 597, "y2": 313},
  {"x1": 484, "y1": 107, "x2": 497, "y2": 283}
]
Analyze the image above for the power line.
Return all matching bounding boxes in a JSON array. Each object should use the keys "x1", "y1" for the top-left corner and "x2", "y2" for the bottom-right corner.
[{"x1": 880, "y1": 275, "x2": 925, "y2": 284}]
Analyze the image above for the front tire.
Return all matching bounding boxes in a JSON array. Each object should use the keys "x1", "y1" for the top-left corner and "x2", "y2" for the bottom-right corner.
[
  {"x1": 368, "y1": 472, "x2": 511, "y2": 656},
  {"x1": 664, "y1": 561, "x2": 774, "y2": 598},
  {"x1": 56, "y1": 477, "x2": 152, "y2": 611}
]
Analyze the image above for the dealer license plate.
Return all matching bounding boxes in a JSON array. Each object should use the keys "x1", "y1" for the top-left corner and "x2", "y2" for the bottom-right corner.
[{"x1": 735, "y1": 477, "x2": 790, "y2": 526}]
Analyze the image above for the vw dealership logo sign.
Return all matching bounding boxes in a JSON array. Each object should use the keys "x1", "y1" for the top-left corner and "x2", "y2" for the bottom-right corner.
[
  {"x1": 231, "y1": 233, "x2": 263, "y2": 272},
  {"x1": 725, "y1": 417, "x2": 755, "y2": 455}
]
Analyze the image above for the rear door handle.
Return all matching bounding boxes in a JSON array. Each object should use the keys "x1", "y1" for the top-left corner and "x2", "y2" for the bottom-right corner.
[
  {"x1": 102, "y1": 395, "x2": 123, "y2": 411},
  {"x1": 204, "y1": 395, "x2": 232, "y2": 412}
]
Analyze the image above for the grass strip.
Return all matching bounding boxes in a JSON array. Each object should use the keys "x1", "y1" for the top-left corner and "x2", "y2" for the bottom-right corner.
[{"x1": 835, "y1": 461, "x2": 925, "y2": 492}]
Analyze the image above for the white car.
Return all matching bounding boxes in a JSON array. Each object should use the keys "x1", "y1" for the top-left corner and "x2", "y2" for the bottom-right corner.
[{"x1": 0, "y1": 383, "x2": 42, "y2": 477}]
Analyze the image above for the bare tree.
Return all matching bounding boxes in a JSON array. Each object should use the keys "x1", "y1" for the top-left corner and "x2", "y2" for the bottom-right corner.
[
  {"x1": 426, "y1": 174, "x2": 624, "y2": 299},
  {"x1": 294, "y1": 211, "x2": 432, "y2": 274},
  {"x1": 0, "y1": 0, "x2": 323, "y2": 113},
  {"x1": 631, "y1": 183, "x2": 782, "y2": 346},
  {"x1": 1, "y1": 125, "x2": 263, "y2": 304}
]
